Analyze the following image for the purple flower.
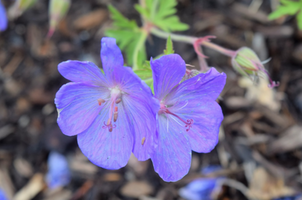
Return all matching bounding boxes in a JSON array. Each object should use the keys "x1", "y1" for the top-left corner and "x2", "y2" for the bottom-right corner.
[
  {"x1": 0, "y1": 189, "x2": 8, "y2": 200},
  {"x1": 0, "y1": 1, "x2": 8, "y2": 31},
  {"x1": 150, "y1": 54, "x2": 226, "y2": 182},
  {"x1": 179, "y1": 165, "x2": 223, "y2": 200},
  {"x1": 179, "y1": 178, "x2": 219, "y2": 200},
  {"x1": 46, "y1": 151, "x2": 70, "y2": 189},
  {"x1": 273, "y1": 195, "x2": 302, "y2": 200},
  {"x1": 55, "y1": 37, "x2": 157, "y2": 170}
]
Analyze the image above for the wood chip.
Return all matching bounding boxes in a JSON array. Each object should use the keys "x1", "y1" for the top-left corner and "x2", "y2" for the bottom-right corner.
[
  {"x1": 224, "y1": 96, "x2": 252, "y2": 109},
  {"x1": 14, "y1": 157, "x2": 34, "y2": 178},
  {"x1": 127, "y1": 153, "x2": 148, "y2": 177},
  {"x1": 252, "y1": 151, "x2": 298, "y2": 179},
  {"x1": 0, "y1": 168, "x2": 15, "y2": 199},
  {"x1": 267, "y1": 126, "x2": 302, "y2": 154},
  {"x1": 73, "y1": 9, "x2": 108, "y2": 30},
  {"x1": 231, "y1": 3, "x2": 269, "y2": 23},
  {"x1": 193, "y1": 14, "x2": 223, "y2": 32},
  {"x1": 43, "y1": 188, "x2": 72, "y2": 200},
  {"x1": 120, "y1": 181, "x2": 153, "y2": 198},
  {"x1": 0, "y1": 124, "x2": 14, "y2": 140},
  {"x1": 256, "y1": 25, "x2": 294, "y2": 38},
  {"x1": 14, "y1": 173, "x2": 45, "y2": 200},
  {"x1": 69, "y1": 158, "x2": 98, "y2": 176},
  {"x1": 247, "y1": 167, "x2": 294, "y2": 200},
  {"x1": 102, "y1": 173, "x2": 122, "y2": 182}
]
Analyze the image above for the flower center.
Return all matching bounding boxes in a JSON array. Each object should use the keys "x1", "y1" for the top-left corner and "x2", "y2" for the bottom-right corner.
[
  {"x1": 159, "y1": 103, "x2": 193, "y2": 131},
  {"x1": 98, "y1": 87, "x2": 122, "y2": 132}
]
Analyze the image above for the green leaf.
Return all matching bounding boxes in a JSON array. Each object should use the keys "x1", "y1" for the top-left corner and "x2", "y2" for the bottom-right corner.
[
  {"x1": 134, "y1": 4, "x2": 150, "y2": 19},
  {"x1": 134, "y1": 0, "x2": 189, "y2": 32},
  {"x1": 153, "y1": 15, "x2": 189, "y2": 31},
  {"x1": 296, "y1": 10, "x2": 302, "y2": 29},
  {"x1": 164, "y1": 35, "x2": 174, "y2": 55},
  {"x1": 106, "y1": 29, "x2": 146, "y2": 66},
  {"x1": 134, "y1": 61, "x2": 154, "y2": 93},
  {"x1": 108, "y1": 5, "x2": 138, "y2": 30},
  {"x1": 106, "y1": 5, "x2": 147, "y2": 66},
  {"x1": 268, "y1": 0, "x2": 301, "y2": 20}
]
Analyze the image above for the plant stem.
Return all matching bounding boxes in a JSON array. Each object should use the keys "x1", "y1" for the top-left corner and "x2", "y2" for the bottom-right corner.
[
  {"x1": 150, "y1": 27, "x2": 236, "y2": 57},
  {"x1": 133, "y1": 30, "x2": 148, "y2": 71},
  {"x1": 196, "y1": 45, "x2": 209, "y2": 72}
]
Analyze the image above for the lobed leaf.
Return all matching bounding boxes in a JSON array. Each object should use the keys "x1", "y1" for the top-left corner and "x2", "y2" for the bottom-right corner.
[
  {"x1": 108, "y1": 5, "x2": 138, "y2": 30},
  {"x1": 296, "y1": 10, "x2": 302, "y2": 30},
  {"x1": 268, "y1": 0, "x2": 301, "y2": 20},
  {"x1": 134, "y1": 0, "x2": 189, "y2": 32}
]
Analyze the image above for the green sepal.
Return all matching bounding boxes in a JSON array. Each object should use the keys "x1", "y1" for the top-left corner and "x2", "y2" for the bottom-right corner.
[
  {"x1": 134, "y1": 61, "x2": 154, "y2": 94},
  {"x1": 164, "y1": 35, "x2": 175, "y2": 55}
]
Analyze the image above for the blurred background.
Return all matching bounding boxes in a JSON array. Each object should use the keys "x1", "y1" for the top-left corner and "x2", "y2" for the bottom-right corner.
[{"x1": 0, "y1": 0, "x2": 302, "y2": 199}]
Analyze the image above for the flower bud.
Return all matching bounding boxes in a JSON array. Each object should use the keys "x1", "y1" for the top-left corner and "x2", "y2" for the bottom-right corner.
[
  {"x1": 232, "y1": 47, "x2": 279, "y2": 88},
  {"x1": 8, "y1": 0, "x2": 37, "y2": 19},
  {"x1": 48, "y1": 0, "x2": 70, "y2": 38}
]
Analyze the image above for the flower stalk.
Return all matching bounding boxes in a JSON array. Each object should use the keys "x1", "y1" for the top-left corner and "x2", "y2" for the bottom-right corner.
[
  {"x1": 150, "y1": 27, "x2": 236, "y2": 57},
  {"x1": 133, "y1": 29, "x2": 148, "y2": 71}
]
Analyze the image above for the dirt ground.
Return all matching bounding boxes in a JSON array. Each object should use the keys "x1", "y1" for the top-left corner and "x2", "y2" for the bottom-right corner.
[{"x1": 1, "y1": 0, "x2": 302, "y2": 199}]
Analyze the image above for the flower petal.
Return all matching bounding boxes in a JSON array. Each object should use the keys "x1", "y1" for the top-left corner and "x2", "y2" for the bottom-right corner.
[
  {"x1": 151, "y1": 114, "x2": 191, "y2": 182},
  {"x1": 56, "y1": 83, "x2": 109, "y2": 136},
  {"x1": 184, "y1": 101, "x2": 223, "y2": 153},
  {"x1": 162, "y1": 68, "x2": 225, "y2": 153},
  {"x1": 77, "y1": 103, "x2": 133, "y2": 170},
  {"x1": 109, "y1": 66, "x2": 159, "y2": 161},
  {"x1": 58, "y1": 61, "x2": 107, "y2": 86},
  {"x1": 123, "y1": 94, "x2": 158, "y2": 161},
  {"x1": 150, "y1": 54, "x2": 186, "y2": 100},
  {"x1": 46, "y1": 151, "x2": 70, "y2": 189},
  {"x1": 100, "y1": 37, "x2": 124, "y2": 79},
  {"x1": 0, "y1": 1, "x2": 7, "y2": 32},
  {"x1": 166, "y1": 67, "x2": 226, "y2": 103}
]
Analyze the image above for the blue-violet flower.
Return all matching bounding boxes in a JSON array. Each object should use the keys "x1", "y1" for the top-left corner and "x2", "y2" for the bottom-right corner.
[
  {"x1": 55, "y1": 37, "x2": 157, "y2": 169},
  {"x1": 150, "y1": 54, "x2": 226, "y2": 181},
  {"x1": 179, "y1": 165, "x2": 224, "y2": 200},
  {"x1": 0, "y1": 0, "x2": 7, "y2": 31},
  {"x1": 46, "y1": 151, "x2": 70, "y2": 189},
  {"x1": 0, "y1": 188, "x2": 7, "y2": 200}
]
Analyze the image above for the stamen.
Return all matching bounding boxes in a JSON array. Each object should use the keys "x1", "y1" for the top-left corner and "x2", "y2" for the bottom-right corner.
[
  {"x1": 115, "y1": 98, "x2": 121, "y2": 104},
  {"x1": 102, "y1": 122, "x2": 116, "y2": 132},
  {"x1": 164, "y1": 108, "x2": 194, "y2": 131},
  {"x1": 102, "y1": 88, "x2": 121, "y2": 132},
  {"x1": 114, "y1": 107, "x2": 118, "y2": 122},
  {"x1": 97, "y1": 98, "x2": 105, "y2": 106},
  {"x1": 141, "y1": 137, "x2": 146, "y2": 145}
]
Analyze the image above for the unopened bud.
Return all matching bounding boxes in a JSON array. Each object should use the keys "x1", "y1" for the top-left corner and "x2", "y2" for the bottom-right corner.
[
  {"x1": 232, "y1": 47, "x2": 279, "y2": 88},
  {"x1": 48, "y1": 0, "x2": 70, "y2": 38},
  {"x1": 8, "y1": 0, "x2": 37, "y2": 19}
]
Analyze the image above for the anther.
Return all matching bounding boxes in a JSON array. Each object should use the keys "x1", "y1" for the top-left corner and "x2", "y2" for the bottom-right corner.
[
  {"x1": 163, "y1": 108, "x2": 194, "y2": 132},
  {"x1": 102, "y1": 122, "x2": 116, "y2": 132},
  {"x1": 97, "y1": 98, "x2": 105, "y2": 106},
  {"x1": 141, "y1": 137, "x2": 146, "y2": 145},
  {"x1": 115, "y1": 98, "x2": 121, "y2": 104},
  {"x1": 114, "y1": 107, "x2": 118, "y2": 122}
]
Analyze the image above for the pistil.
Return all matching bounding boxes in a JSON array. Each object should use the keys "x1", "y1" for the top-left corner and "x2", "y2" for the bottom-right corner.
[
  {"x1": 160, "y1": 104, "x2": 193, "y2": 131},
  {"x1": 100, "y1": 87, "x2": 121, "y2": 132}
]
